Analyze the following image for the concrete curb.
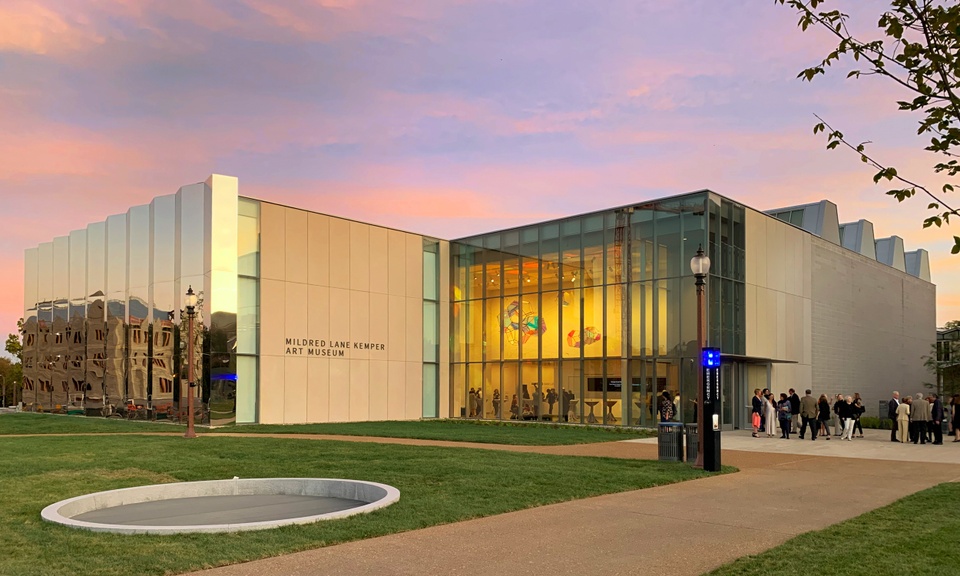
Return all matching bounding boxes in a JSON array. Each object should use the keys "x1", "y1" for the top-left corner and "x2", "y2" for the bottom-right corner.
[{"x1": 41, "y1": 478, "x2": 401, "y2": 535}]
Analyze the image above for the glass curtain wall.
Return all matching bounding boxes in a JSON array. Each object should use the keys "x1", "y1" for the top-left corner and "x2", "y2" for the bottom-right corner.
[
  {"x1": 451, "y1": 193, "x2": 709, "y2": 426},
  {"x1": 422, "y1": 240, "x2": 440, "y2": 417},
  {"x1": 237, "y1": 198, "x2": 260, "y2": 424}
]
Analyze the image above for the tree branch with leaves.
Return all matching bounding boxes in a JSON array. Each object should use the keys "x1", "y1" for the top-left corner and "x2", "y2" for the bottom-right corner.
[{"x1": 776, "y1": 0, "x2": 960, "y2": 253}]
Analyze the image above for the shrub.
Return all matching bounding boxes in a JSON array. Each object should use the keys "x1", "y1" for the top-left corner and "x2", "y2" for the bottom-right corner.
[{"x1": 859, "y1": 416, "x2": 893, "y2": 430}]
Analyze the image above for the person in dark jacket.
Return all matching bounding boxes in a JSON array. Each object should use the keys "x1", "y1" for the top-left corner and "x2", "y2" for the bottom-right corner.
[
  {"x1": 777, "y1": 393, "x2": 793, "y2": 439},
  {"x1": 818, "y1": 394, "x2": 832, "y2": 439},
  {"x1": 789, "y1": 388, "x2": 801, "y2": 433},
  {"x1": 888, "y1": 391, "x2": 901, "y2": 442},
  {"x1": 839, "y1": 396, "x2": 856, "y2": 440},
  {"x1": 930, "y1": 394, "x2": 944, "y2": 445},
  {"x1": 852, "y1": 393, "x2": 865, "y2": 438},
  {"x1": 751, "y1": 388, "x2": 763, "y2": 437}
]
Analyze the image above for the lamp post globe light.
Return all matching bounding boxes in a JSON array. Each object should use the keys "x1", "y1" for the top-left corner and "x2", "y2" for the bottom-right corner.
[
  {"x1": 184, "y1": 286, "x2": 198, "y2": 439},
  {"x1": 690, "y1": 245, "x2": 710, "y2": 469}
]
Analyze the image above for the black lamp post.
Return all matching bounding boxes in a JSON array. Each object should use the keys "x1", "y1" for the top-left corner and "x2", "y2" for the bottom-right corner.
[
  {"x1": 690, "y1": 245, "x2": 710, "y2": 468},
  {"x1": 184, "y1": 286, "x2": 198, "y2": 439}
]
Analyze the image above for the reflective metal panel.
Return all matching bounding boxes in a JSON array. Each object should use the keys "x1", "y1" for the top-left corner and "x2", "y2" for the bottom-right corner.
[
  {"x1": 50, "y1": 316, "x2": 69, "y2": 407},
  {"x1": 86, "y1": 222, "x2": 106, "y2": 299},
  {"x1": 69, "y1": 230, "x2": 87, "y2": 320},
  {"x1": 150, "y1": 194, "x2": 177, "y2": 405},
  {"x1": 127, "y1": 205, "x2": 150, "y2": 402},
  {"x1": 85, "y1": 298, "x2": 106, "y2": 408},
  {"x1": 53, "y1": 236, "x2": 69, "y2": 322},
  {"x1": 38, "y1": 241, "x2": 53, "y2": 306},
  {"x1": 105, "y1": 214, "x2": 127, "y2": 404},
  {"x1": 21, "y1": 317, "x2": 38, "y2": 408},
  {"x1": 24, "y1": 247, "x2": 38, "y2": 323},
  {"x1": 85, "y1": 222, "x2": 106, "y2": 409},
  {"x1": 177, "y1": 183, "x2": 207, "y2": 410}
]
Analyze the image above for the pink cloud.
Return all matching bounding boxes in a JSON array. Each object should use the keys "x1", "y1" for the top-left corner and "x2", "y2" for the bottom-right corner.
[{"x1": 0, "y1": 1, "x2": 104, "y2": 55}]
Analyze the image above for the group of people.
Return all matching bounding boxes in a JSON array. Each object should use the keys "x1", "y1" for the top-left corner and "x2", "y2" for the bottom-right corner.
[
  {"x1": 751, "y1": 388, "x2": 867, "y2": 441},
  {"x1": 887, "y1": 391, "x2": 960, "y2": 445},
  {"x1": 750, "y1": 387, "x2": 960, "y2": 444}
]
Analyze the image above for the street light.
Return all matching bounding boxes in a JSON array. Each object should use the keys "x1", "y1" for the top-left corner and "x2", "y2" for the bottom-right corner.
[
  {"x1": 690, "y1": 244, "x2": 710, "y2": 469},
  {"x1": 183, "y1": 286, "x2": 198, "y2": 439}
]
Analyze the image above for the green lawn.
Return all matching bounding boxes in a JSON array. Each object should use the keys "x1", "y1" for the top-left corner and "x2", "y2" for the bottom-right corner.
[
  {"x1": 1, "y1": 413, "x2": 656, "y2": 445},
  {"x1": 708, "y1": 482, "x2": 960, "y2": 576},
  {"x1": 0, "y1": 413, "x2": 184, "y2": 435},
  {"x1": 1, "y1": 434, "x2": 712, "y2": 576}
]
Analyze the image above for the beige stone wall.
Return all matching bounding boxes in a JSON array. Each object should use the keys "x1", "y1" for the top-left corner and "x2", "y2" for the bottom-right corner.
[
  {"x1": 744, "y1": 208, "x2": 935, "y2": 416},
  {"x1": 258, "y1": 202, "x2": 446, "y2": 424},
  {"x1": 810, "y1": 239, "x2": 935, "y2": 416},
  {"x1": 744, "y1": 208, "x2": 813, "y2": 392}
]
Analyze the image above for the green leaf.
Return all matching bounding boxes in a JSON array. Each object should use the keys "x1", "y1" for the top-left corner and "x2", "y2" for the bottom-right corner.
[{"x1": 952, "y1": 237, "x2": 960, "y2": 255}]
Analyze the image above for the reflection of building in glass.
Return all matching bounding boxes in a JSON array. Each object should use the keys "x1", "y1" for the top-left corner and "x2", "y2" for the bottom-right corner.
[{"x1": 21, "y1": 177, "x2": 935, "y2": 429}]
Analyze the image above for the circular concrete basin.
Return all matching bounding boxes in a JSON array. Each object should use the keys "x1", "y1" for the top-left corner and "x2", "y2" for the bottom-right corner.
[{"x1": 41, "y1": 477, "x2": 400, "y2": 534}]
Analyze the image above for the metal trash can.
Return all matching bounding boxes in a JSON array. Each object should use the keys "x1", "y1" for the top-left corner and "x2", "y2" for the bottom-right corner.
[
  {"x1": 685, "y1": 424, "x2": 699, "y2": 463},
  {"x1": 657, "y1": 422, "x2": 684, "y2": 462}
]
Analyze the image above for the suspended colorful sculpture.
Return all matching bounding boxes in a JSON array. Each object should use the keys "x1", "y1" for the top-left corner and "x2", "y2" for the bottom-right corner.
[
  {"x1": 567, "y1": 327, "x2": 602, "y2": 348},
  {"x1": 500, "y1": 300, "x2": 547, "y2": 344}
]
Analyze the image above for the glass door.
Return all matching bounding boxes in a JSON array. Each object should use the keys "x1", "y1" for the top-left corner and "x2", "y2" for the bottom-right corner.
[{"x1": 721, "y1": 362, "x2": 737, "y2": 430}]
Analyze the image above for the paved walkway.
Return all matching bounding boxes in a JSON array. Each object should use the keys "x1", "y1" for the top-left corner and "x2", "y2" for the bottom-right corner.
[{"x1": 181, "y1": 428, "x2": 960, "y2": 576}]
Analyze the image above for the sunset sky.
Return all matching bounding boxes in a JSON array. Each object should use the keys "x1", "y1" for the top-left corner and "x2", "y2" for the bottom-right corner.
[{"x1": 2, "y1": 0, "x2": 958, "y2": 344}]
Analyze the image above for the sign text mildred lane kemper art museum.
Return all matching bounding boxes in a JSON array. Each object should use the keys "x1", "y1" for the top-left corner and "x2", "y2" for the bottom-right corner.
[{"x1": 283, "y1": 338, "x2": 387, "y2": 357}]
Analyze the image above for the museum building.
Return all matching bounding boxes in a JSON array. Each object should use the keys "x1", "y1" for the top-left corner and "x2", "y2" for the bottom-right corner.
[{"x1": 20, "y1": 175, "x2": 935, "y2": 429}]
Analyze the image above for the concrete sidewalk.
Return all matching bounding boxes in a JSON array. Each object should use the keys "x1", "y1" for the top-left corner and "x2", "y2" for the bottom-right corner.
[{"x1": 184, "y1": 428, "x2": 960, "y2": 576}]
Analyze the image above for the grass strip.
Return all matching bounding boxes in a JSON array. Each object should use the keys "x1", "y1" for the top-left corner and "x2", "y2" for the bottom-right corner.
[
  {"x1": 707, "y1": 482, "x2": 960, "y2": 576},
  {"x1": 1, "y1": 434, "x2": 713, "y2": 576},
  {"x1": 1, "y1": 414, "x2": 656, "y2": 445}
]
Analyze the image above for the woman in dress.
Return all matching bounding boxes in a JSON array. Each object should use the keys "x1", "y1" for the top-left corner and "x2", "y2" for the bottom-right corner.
[
  {"x1": 818, "y1": 394, "x2": 832, "y2": 440},
  {"x1": 763, "y1": 392, "x2": 777, "y2": 438},
  {"x1": 751, "y1": 388, "x2": 763, "y2": 437}
]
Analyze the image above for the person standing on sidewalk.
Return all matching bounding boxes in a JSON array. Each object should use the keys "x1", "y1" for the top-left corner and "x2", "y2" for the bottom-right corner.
[
  {"x1": 888, "y1": 391, "x2": 901, "y2": 442},
  {"x1": 852, "y1": 394, "x2": 865, "y2": 438},
  {"x1": 840, "y1": 396, "x2": 856, "y2": 440},
  {"x1": 763, "y1": 392, "x2": 777, "y2": 438},
  {"x1": 751, "y1": 388, "x2": 763, "y2": 438},
  {"x1": 896, "y1": 397, "x2": 911, "y2": 443},
  {"x1": 930, "y1": 394, "x2": 944, "y2": 445},
  {"x1": 799, "y1": 389, "x2": 818, "y2": 440},
  {"x1": 911, "y1": 392, "x2": 929, "y2": 444},
  {"x1": 833, "y1": 394, "x2": 846, "y2": 437},
  {"x1": 777, "y1": 393, "x2": 793, "y2": 439},
  {"x1": 818, "y1": 394, "x2": 832, "y2": 440},
  {"x1": 789, "y1": 388, "x2": 801, "y2": 434}
]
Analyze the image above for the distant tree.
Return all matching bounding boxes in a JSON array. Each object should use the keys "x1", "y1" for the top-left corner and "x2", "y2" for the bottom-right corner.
[
  {"x1": 925, "y1": 322, "x2": 960, "y2": 396},
  {"x1": 776, "y1": 0, "x2": 960, "y2": 254}
]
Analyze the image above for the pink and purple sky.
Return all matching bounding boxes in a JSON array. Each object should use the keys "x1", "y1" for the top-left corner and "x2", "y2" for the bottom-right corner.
[{"x1": 1, "y1": 0, "x2": 958, "y2": 343}]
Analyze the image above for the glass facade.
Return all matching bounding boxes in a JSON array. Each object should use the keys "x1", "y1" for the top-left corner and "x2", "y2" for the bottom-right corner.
[
  {"x1": 423, "y1": 240, "x2": 441, "y2": 417},
  {"x1": 236, "y1": 198, "x2": 260, "y2": 424},
  {"x1": 451, "y1": 192, "x2": 746, "y2": 426}
]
